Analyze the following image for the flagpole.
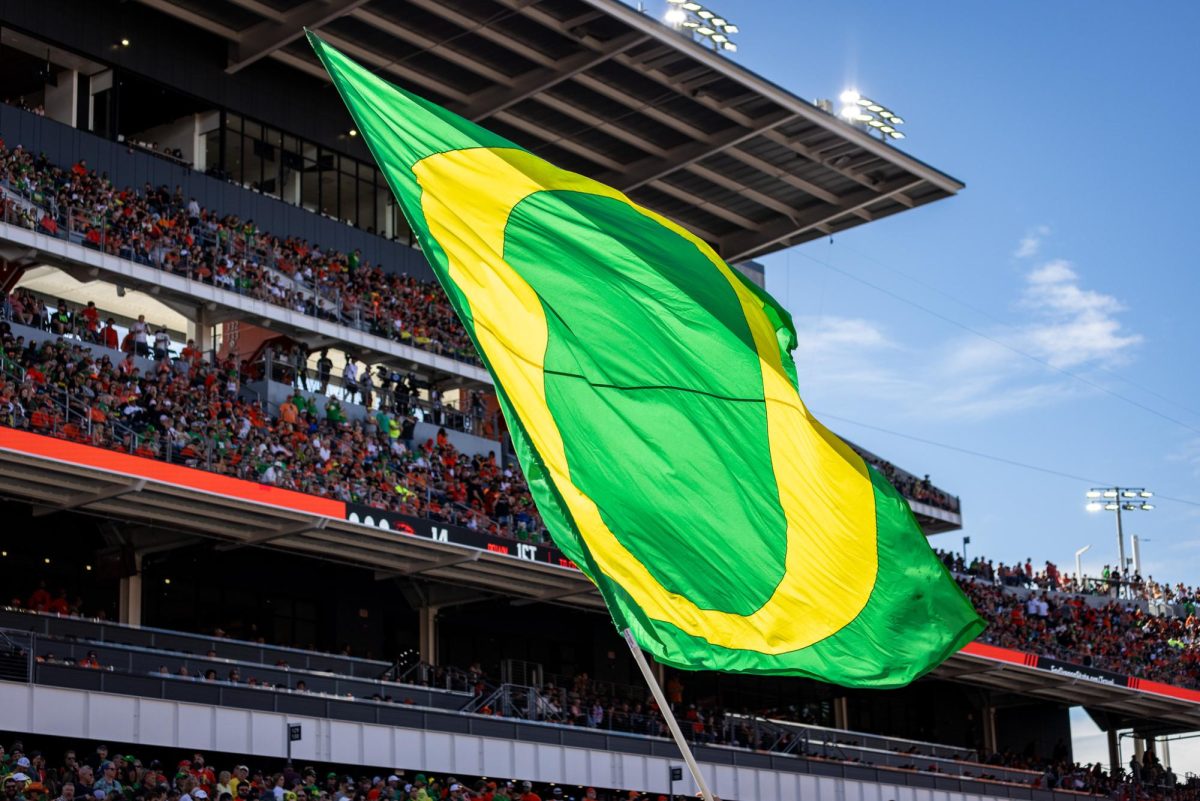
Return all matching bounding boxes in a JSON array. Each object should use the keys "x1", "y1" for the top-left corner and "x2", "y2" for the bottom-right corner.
[{"x1": 622, "y1": 628, "x2": 716, "y2": 801}]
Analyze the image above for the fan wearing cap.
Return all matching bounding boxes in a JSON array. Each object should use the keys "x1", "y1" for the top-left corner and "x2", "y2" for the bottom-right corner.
[{"x1": 517, "y1": 782, "x2": 540, "y2": 801}]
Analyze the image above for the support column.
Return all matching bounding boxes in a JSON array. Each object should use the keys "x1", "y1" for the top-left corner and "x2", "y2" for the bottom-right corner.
[
  {"x1": 1108, "y1": 729, "x2": 1120, "y2": 776},
  {"x1": 118, "y1": 554, "x2": 143, "y2": 626},
  {"x1": 981, "y1": 705, "x2": 998, "y2": 756},
  {"x1": 191, "y1": 305, "x2": 214, "y2": 358},
  {"x1": 418, "y1": 605, "x2": 438, "y2": 666},
  {"x1": 833, "y1": 696, "x2": 849, "y2": 730}
]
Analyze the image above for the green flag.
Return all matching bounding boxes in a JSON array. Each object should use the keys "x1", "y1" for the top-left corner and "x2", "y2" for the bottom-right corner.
[{"x1": 309, "y1": 32, "x2": 983, "y2": 687}]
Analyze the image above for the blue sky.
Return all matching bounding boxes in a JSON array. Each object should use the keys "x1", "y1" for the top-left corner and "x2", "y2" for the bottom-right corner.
[
  {"x1": 638, "y1": 0, "x2": 1200, "y2": 767},
  {"x1": 691, "y1": 1, "x2": 1200, "y2": 585}
]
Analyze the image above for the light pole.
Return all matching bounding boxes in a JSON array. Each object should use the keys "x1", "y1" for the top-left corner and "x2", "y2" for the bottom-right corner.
[
  {"x1": 1086, "y1": 488, "x2": 1153, "y2": 577},
  {"x1": 1074, "y1": 544, "x2": 1091, "y2": 587}
]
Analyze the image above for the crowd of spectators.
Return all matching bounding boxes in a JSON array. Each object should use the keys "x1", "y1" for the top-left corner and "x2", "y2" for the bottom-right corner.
[
  {"x1": 0, "y1": 741, "x2": 644, "y2": 801},
  {"x1": 0, "y1": 132, "x2": 964, "y2": 516},
  {"x1": 0, "y1": 327, "x2": 547, "y2": 541},
  {"x1": 0, "y1": 136, "x2": 478, "y2": 365}
]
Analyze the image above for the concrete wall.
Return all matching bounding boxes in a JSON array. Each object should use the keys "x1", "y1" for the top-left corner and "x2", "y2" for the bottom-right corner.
[{"x1": 0, "y1": 680, "x2": 1067, "y2": 801}]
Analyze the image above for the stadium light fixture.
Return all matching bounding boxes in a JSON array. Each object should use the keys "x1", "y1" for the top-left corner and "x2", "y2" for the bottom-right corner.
[
  {"x1": 835, "y1": 89, "x2": 907, "y2": 142},
  {"x1": 120, "y1": 38, "x2": 131, "y2": 47},
  {"x1": 664, "y1": 1, "x2": 739, "y2": 54},
  {"x1": 349, "y1": 129, "x2": 358, "y2": 137},
  {"x1": 1086, "y1": 487, "x2": 1153, "y2": 583}
]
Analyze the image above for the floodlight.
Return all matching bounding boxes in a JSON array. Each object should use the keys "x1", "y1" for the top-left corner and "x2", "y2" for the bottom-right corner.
[
  {"x1": 1104, "y1": 503, "x2": 1119, "y2": 511},
  {"x1": 1103, "y1": 490, "x2": 1118, "y2": 498},
  {"x1": 856, "y1": 97, "x2": 872, "y2": 106},
  {"x1": 1141, "y1": 503, "x2": 1155, "y2": 510},
  {"x1": 1140, "y1": 491, "x2": 1153, "y2": 498},
  {"x1": 682, "y1": 20, "x2": 699, "y2": 27},
  {"x1": 879, "y1": 125, "x2": 894, "y2": 133},
  {"x1": 711, "y1": 18, "x2": 727, "y2": 26},
  {"x1": 1122, "y1": 490, "x2": 1139, "y2": 498},
  {"x1": 878, "y1": 110, "x2": 894, "y2": 120},
  {"x1": 839, "y1": 90, "x2": 861, "y2": 105},
  {"x1": 1086, "y1": 490, "x2": 1102, "y2": 498},
  {"x1": 888, "y1": 131, "x2": 905, "y2": 139},
  {"x1": 711, "y1": 33, "x2": 728, "y2": 43},
  {"x1": 1123, "y1": 503, "x2": 1138, "y2": 511},
  {"x1": 666, "y1": 0, "x2": 684, "y2": 4},
  {"x1": 1087, "y1": 502, "x2": 1103, "y2": 512},
  {"x1": 722, "y1": 24, "x2": 738, "y2": 33},
  {"x1": 867, "y1": 103, "x2": 884, "y2": 112},
  {"x1": 838, "y1": 105, "x2": 857, "y2": 118},
  {"x1": 681, "y1": 1, "x2": 702, "y2": 8},
  {"x1": 697, "y1": 9, "x2": 714, "y2": 18},
  {"x1": 721, "y1": 41, "x2": 737, "y2": 52},
  {"x1": 867, "y1": 119, "x2": 885, "y2": 128},
  {"x1": 854, "y1": 113, "x2": 874, "y2": 122},
  {"x1": 696, "y1": 25, "x2": 715, "y2": 35},
  {"x1": 889, "y1": 116, "x2": 905, "y2": 125},
  {"x1": 665, "y1": 8, "x2": 687, "y2": 24}
]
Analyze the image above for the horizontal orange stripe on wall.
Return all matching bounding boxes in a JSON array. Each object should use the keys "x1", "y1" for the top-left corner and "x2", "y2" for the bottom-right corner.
[
  {"x1": 959, "y1": 640, "x2": 1037, "y2": 666},
  {"x1": 0, "y1": 427, "x2": 346, "y2": 518}
]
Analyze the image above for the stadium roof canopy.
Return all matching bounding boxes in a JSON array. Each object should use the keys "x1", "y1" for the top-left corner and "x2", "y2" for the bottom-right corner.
[{"x1": 134, "y1": 0, "x2": 963, "y2": 262}]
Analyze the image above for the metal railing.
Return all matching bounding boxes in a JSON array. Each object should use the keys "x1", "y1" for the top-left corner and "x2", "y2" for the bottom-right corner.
[
  {"x1": 0, "y1": 629, "x2": 32, "y2": 682},
  {"x1": 0, "y1": 175, "x2": 481, "y2": 367}
]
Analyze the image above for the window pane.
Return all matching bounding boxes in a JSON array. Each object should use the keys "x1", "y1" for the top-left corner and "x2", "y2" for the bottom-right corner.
[
  {"x1": 223, "y1": 131, "x2": 243, "y2": 185},
  {"x1": 339, "y1": 158, "x2": 357, "y2": 227},
  {"x1": 319, "y1": 149, "x2": 338, "y2": 218},
  {"x1": 358, "y1": 176, "x2": 375, "y2": 233},
  {"x1": 300, "y1": 142, "x2": 319, "y2": 212}
]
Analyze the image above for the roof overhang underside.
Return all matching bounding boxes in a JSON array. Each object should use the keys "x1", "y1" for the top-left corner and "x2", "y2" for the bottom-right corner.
[
  {"x1": 932, "y1": 652, "x2": 1200, "y2": 735},
  {"x1": 0, "y1": 445, "x2": 604, "y2": 612},
  {"x1": 134, "y1": 0, "x2": 963, "y2": 262}
]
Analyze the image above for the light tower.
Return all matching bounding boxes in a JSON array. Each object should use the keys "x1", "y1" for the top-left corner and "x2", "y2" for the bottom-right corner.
[
  {"x1": 837, "y1": 90, "x2": 907, "y2": 141},
  {"x1": 664, "y1": 1, "x2": 739, "y2": 53},
  {"x1": 1086, "y1": 487, "x2": 1153, "y2": 578}
]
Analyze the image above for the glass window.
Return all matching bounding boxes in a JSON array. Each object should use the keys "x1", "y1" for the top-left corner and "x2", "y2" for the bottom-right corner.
[
  {"x1": 300, "y1": 142, "x2": 320, "y2": 212},
  {"x1": 318, "y1": 149, "x2": 338, "y2": 219},
  {"x1": 260, "y1": 126, "x2": 282, "y2": 198},
  {"x1": 358, "y1": 174, "x2": 375, "y2": 233},
  {"x1": 223, "y1": 128, "x2": 243, "y2": 185},
  {"x1": 339, "y1": 156, "x2": 357, "y2": 227}
]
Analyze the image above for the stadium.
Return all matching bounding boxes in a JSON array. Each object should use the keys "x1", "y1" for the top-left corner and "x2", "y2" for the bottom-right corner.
[{"x1": 0, "y1": 1, "x2": 1194, "y2": 800}]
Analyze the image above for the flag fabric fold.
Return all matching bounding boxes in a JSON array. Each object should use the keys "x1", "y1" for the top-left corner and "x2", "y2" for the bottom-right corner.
[{"x1": 308, "y1": 31, "x2": 983, "y2": 687}]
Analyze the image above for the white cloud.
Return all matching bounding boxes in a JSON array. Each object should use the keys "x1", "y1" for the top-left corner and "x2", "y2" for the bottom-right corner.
[
  {"x1": 1018, "y1": 259, "x2": 1142, "y2": 368},
  {"x1": 789, "y1": 261, "x2": 1140, "y2": 422},
  {"x1": 1014, "y1": 225, "x2": 1051, "y2": 258}
]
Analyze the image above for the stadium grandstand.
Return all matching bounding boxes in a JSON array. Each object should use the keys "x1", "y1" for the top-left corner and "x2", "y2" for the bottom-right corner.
[{"x1": 0, "y1": 1, "x2": 1194, "y2": 800}]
